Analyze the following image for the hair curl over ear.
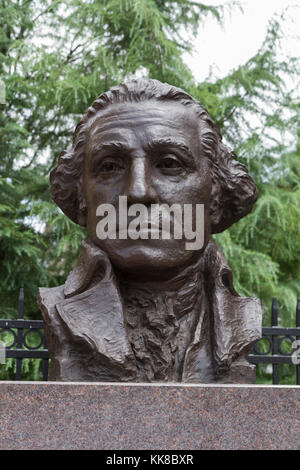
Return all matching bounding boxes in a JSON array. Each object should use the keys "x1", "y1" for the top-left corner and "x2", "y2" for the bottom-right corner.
[
  {"x1": 50, "y1": 78, "x2": 258, "y2": 233},
  {"x1": 208, "y1": 141, "x2": 258, "y2": 232}
]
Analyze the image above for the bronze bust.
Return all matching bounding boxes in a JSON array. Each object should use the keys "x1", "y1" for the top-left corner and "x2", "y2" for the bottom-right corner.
[{"x1": 38, "y1": 79, "x2": 262, "y2": 383}]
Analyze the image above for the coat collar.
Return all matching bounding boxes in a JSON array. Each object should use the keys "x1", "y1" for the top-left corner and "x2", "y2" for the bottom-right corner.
[{"x1": 42, "y1": 238, "x2": 262, "y2": 380}]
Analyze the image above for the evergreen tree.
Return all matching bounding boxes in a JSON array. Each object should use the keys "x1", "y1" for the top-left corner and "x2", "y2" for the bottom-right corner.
[{"x1": 0, "y1": 1, "x2": 299, "y2": 381}]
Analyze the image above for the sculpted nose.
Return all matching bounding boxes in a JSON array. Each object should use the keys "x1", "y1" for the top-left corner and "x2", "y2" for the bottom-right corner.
[{"x1": 125, "y1": 158, "x2": 158, "y2": 205}]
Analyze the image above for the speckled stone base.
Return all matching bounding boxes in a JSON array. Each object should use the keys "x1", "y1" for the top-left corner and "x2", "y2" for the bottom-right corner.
[{"x1": 0, "y1": 382, "x2": 299, "y2": 450}]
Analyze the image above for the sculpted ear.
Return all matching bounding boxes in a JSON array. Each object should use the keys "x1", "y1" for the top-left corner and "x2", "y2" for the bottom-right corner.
[
  {"x1": 50, "y1": 150, "x2": 87, "y2": 226},
  {"x1": 209, "y1": 141, "x2": 258, "y2": 234}
]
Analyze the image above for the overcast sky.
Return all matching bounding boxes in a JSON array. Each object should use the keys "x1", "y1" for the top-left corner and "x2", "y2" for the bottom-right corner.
[{"x1": 183, "y1": 0, "x2": 300, "y2": 82}]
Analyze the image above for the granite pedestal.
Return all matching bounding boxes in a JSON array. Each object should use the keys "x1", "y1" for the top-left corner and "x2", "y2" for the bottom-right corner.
[{"x1": 0, "y1": 382, "x2": 299, "y2": 450}]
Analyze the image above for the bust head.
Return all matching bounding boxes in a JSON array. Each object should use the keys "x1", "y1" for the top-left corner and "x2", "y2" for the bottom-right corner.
[
  {"x1": 40, "y1": 79, "x2": 262, "y2": 384},
  {"x1": 50, "y1": 79, "x2": 257, "y2": 281}
]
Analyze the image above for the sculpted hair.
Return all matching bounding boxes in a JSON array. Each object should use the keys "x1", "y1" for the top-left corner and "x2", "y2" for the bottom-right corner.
[{"x1": 50, "y1": 78, "x2": 258, "y2": 233}]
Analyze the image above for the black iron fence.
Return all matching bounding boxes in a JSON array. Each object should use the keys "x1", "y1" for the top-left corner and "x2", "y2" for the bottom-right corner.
[
  {"x1": 0, "y1": 289, "x2": 300, "y2": 384},
  {"x1": 248, "y1": 297, "x2": 300, "y2": 385},
  {"x1": 0, "y1": 289, "x2": 49, "y2": 381}
]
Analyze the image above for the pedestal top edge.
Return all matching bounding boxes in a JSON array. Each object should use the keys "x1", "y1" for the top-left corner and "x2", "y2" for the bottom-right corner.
[{"x1": 0, "y1": 381, "x2": 299, "y2": 389}]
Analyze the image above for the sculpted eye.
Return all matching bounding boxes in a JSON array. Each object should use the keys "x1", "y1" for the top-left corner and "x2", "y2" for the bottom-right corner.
[
  {"x1": 98, "y1": 159, "x2": 125, "y2": 175},
  {"x1": 156, "y1": 155, "x2": 185, "y2": 174}
]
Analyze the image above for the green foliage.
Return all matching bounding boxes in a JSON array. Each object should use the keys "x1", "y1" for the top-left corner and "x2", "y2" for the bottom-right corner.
[
  {"x1": 193, "y1": 15, "x2": 300, "y2": 323},
  {"x1": 0, "y1": 1, "x2": 299, "y2": 383}
]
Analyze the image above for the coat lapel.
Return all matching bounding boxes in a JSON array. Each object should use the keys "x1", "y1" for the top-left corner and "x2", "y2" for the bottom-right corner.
[
  {"x1": 55, "y1": 281, "x2": 134, "y2": 367},
  {"x1": 183, "y1": 239, "x2": 262, "y2": 379},
  {"x1": 49, "y1": 238, "x2": 261, "y2": 382},
  {"x1": 55, "y1": 239, "x2": 135, "y2": 370}
]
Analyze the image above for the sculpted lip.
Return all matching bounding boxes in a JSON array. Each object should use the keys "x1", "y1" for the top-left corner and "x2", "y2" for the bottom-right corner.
[
  {"x1": 95, "y1": 198, "x2": 205, "y2": 247},
  {"x1": 108, "y1": 224, "x2": 172, "y2": 239}
]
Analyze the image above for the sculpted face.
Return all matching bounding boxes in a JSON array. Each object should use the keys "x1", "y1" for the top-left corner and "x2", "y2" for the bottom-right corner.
[{"x1": 83, "y1": 101, "x2": 212, "y2": 281}]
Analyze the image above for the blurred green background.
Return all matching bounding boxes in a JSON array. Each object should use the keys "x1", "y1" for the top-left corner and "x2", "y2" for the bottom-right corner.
[{"x1": 0, "y1": 0, "x2": 299, "y2": 383}]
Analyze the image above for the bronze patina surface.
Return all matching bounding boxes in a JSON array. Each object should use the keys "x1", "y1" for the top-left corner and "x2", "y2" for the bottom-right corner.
[{"x1": 38, "y1": 79, "x2": 262, "y2": 383}]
